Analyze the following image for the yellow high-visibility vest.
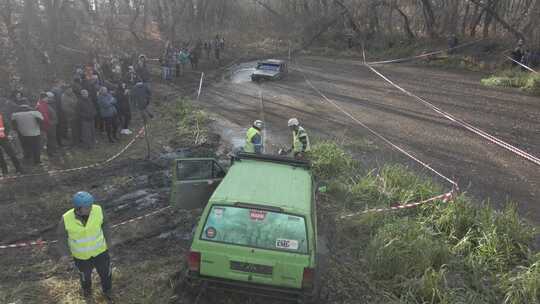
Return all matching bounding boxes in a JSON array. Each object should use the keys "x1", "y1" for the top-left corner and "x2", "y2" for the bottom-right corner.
[
  {"x1": 63, "y1": 205, "x2": 108, "y2": 260},
  {"x1": 244, "y1": 127, "x2": 261, "y2": 153},
  {"x1": 293, "y1": 126, "x2": 310, "y2": 153}
]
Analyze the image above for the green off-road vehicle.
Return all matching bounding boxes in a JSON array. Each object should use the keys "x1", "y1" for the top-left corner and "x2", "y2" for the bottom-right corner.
[{"x1": 170, "y1": 153, "x2": 324, "y2": 302}]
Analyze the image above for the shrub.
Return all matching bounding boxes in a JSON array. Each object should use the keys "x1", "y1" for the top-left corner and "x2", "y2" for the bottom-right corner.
[
  {"x1": 523, "y1": 74, "x2": 540, "y2": 95},
  {"x1": 348, "y1": 164, "x2": 440, "y2": 209},
  {"x1": 366, "y1": 218, "x2": 450, "y2": 282},
  {"x1": 468, "y1": 205, "x2": 535, "y2": 273},
  {"x1": 501, "y1": 255, "x2": 540, "y2": 304},
  {"x1": 175, "y1": 98, "x2": 208, "y2": 145},
  {"x1": 481, "y1": 69, "x2": 540, "y2": 96},
  {"x1": 422, "y1": 195, "x2": 478, "y2": 243},
  {"x1": 407, "y1": 266, "x2": 450, "y2": 304},
  {"x1": 308, "y1": 141, "x2": 354, "y2": 181},
  {"x1": 426, "y1": 199, "x2": 536, "y2": 274}
]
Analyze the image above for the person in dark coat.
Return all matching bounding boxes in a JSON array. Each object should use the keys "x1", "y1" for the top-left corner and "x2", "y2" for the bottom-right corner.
[
  {"x1": 77, "y1": 90, "x2": 97, "y2": 149},
  {"x1": 511, "y1": 39, "x2": 525, "y2": 66},
  {"x1": 135, "y1": 55, "x2": 151, "y2": 83},
  {"x1": 115, "y1": 83, "x2": 132, "y2": 135},
  {"x1": 190, "y1": 47, "x2": 200, "y2": 70},
  {"x1": 82, "y1": 74, "x2": 103, "y2": 133},
  {"x1": 131, "y1": 80, "x2": 152, "y2": 120},
  {"x1": 213, "y1": 36, "x2": 221, "y2": 61},
  {"x1": 51, "y1": 80, "x2": 68, "y2": 147},
  {"x1": 97, "y1": 87, "x2": 119, "y2": 143},
  {"x1": 124, "y1": 66, "x2": 138, "y2": 86},
  {"x1": 62, "y1": 87, "x2": 79, "y2": 146}
]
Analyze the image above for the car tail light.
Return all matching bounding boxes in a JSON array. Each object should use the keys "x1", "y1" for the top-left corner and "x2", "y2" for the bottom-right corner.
[
  {"x1": 302, "y1": 267, "x2": 315, "y2": 289},
  {"x1": 187, "y1": 251, "x2": 201, "y2": 272}
]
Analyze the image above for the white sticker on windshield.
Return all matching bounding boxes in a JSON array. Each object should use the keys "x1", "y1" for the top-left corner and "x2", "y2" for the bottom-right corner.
[
  {"x1": 214, "y1": 208, "x2": 224, "y2": 218},
  {"x1": 276, "y1": 239, "x2": 299, "y2": 250}
]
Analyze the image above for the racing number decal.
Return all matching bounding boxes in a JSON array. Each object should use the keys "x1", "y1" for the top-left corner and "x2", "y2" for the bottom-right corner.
[{"x1": 249, "y1": 210, "x2": 267, "y2": 221}]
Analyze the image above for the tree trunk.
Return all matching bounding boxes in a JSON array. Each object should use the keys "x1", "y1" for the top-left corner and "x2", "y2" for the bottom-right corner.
[
  {"x1": 394, "y1": 5, "x2": 415, "y2": 40},
  {"x1": 469, "y1": 0, "x2": 525, "y2": 41},
  {"x1": 21, "y1": 0, "x2": 38, "y2": 88},
  {"x1": 522, "y1": 0, "x2": 540, "y2": 45},
  {"x1": 461, "y1": 2, "x2": 470, "y2": 36},
  {"x1": 419, "y1": 0, "x2": 437, "y2": 38}
]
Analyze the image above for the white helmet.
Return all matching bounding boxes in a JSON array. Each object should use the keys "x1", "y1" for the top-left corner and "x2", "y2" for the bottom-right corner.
[
  {"x1": 288, "y1": 118, "x2": 299, "y2": 127},
  {"x1": 253, "y1": 120, "x2": 264, "y2": 129}
]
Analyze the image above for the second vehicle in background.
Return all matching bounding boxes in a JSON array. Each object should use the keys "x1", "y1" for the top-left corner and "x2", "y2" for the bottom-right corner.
[{"x1": 251, "y1": 59, "x2": 288, "y2": 82}]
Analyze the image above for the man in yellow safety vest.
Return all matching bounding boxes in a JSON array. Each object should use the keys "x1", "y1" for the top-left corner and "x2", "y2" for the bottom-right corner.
[
  {"x1": 288, "y1": 118, "x2": 310, "y2": 159},
  {"x1": 244, "y1": 120, "x2": 264, "y2": 154},
  {"x1": 57, "y1": 191, "x2": 114, "y2": 302}
]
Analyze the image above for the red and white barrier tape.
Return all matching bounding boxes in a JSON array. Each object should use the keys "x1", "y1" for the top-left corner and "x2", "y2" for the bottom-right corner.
[
  {"x1": 0, "y1": 239, "x2": 58, "y2": 250},
  {"x1": 0, "y1": 205, "x2": 172, "y2": 250},
  {"x1": 302, "y1": 76, "x2": 458, "y2": 188},
  {"x1": 340, "y1": 191, "x2": 454, "y2": 219},
  {"x1": 0, "y1": 127, "x2": 145, "y2": 182},
  {"x1": 111, "y1": 205, "x2": 172, "y2": 228},
  {"x1": 505, "y1": 56, "x2": 539, "y2": 74},
  {"x1": 366, "y1": 39, "x2": 486, "y2": 65},
  {"x1": 365, "y1": 64, "x2": 540, "y2": 167}
]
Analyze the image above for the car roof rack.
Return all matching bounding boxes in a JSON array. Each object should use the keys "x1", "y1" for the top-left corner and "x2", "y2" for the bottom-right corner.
[{"x1": 232, "y1": 152, "x2": 310, "y2": 168}]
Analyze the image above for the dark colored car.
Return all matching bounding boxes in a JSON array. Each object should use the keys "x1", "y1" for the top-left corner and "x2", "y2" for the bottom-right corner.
[{"x1": 251, "y1": 59, "x2": 288, "y2": 82}]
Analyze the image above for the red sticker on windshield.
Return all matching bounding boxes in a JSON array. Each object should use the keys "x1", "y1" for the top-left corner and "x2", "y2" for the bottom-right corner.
[
  {"x1": 205, "y1": 227, "x2": 216, "y2": 239},
  {"x1": 249, "y1": 210, "x2": 267, "y2": 221}
]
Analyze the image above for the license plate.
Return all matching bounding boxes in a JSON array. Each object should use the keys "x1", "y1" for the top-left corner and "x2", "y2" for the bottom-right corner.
[{"x1": 230, "y1": 261, "x2": 273, "y2": 275}]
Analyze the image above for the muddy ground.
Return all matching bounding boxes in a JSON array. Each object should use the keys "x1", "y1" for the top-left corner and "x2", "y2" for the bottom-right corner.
[
  {"x1": 200, "y1": 56, "x2": 540, "y2": 227},
  {"x1": 1, "y1": 45, "x2": 539, "y2": 303}
]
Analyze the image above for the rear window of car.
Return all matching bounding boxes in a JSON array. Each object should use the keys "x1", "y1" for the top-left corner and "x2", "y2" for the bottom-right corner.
[
  {"x1": 257, "y1": 63, "x2": 280, "y2": 71},
  {"x1": 201, "y1": 205, "x2": 308, "y2": 254}
]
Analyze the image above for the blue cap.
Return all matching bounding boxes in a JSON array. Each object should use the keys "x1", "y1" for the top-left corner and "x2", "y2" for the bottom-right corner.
[{"x1": 72, "y1": 191, "x2": 95, "y2": 208}]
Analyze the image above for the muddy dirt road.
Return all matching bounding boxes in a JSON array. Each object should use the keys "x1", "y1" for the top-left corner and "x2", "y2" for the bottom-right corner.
[{"x1": 199, "y1": 56, "x2": 540, "y2": 224}]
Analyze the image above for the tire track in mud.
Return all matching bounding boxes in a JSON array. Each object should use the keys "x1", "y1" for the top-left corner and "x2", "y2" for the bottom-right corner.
[{"x1": 199, "y1": 56, "x2": 540, "y2": 226}]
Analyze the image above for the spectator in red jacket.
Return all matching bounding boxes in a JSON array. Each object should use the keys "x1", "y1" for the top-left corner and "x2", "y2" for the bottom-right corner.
[
  {"x1": 36, "y1": 92, "x2": 58, "y2": 156},
  {"x1": 36, "y1": 92, "x2": 50, "y2": 131}
]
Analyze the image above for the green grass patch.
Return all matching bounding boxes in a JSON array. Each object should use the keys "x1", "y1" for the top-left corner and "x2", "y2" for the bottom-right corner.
[
  {"x1": 309, "y1": 141, "x2": 538, "y2": 303},
  {"x1": 173, "y1": 98, "x2": 209, "y2": 147},
  {"x1": 502, "y1": 254, "x2": 540, "y2": 304},
  {"x1": 481, "y1": 69, "x2": 540, "y2": 95},
  {"x1": 308, "y1": 141, "x2": 355, "y2": 181},
  {"x1": 366, "y1": 218, "x2": 450, "y2": 281}
]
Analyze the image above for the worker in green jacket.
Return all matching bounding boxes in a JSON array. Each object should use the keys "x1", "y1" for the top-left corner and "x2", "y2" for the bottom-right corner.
[
  {"x1": 288, "y1": 118, "x2": 310, "y2": 159},
  {"x1": 57, "y1": 191, "x2": 114, "y2": 302},
  {"x1": 244, "y1": 120, "x2": 264, "y2": 154}
]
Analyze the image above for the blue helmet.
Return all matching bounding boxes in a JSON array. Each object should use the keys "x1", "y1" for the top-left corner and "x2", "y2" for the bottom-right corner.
[{"x1": 72, "y1": 191, "x2": 95, "y2": 208}]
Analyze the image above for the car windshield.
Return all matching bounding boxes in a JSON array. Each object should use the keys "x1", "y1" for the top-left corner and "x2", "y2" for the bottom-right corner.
[
  {"x1": 257, "y1": 63, "x2": 280, "y2": 71},
  {"x1": 201, "y1": 205, "x2": 308, "y2": 254}
]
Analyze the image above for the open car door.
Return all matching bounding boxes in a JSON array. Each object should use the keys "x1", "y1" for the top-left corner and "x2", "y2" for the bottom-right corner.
[{"x1": 170, "y1": 158, "x2": 226, "y2": 209}]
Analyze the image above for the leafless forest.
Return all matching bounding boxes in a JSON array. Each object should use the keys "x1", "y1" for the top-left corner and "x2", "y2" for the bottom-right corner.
[{"x1": 1, "y1": 0, "x2": 540, "y2": 91}]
